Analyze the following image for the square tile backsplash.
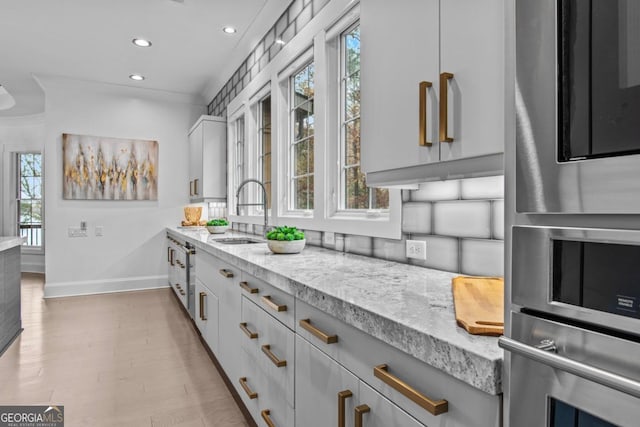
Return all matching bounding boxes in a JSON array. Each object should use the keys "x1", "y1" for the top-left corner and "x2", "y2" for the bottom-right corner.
[{"x1": 232, "y1": 175, "x2": 505, "y2": 277}]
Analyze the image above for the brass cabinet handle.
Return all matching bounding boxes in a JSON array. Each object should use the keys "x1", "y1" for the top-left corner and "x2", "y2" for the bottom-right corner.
[
  {"x1": 219, "y1": 269, "x2": 234, "y2": 278},
  {"x1": 240, "y1": 281, "x2": 259, "y2": 294},
  {"x1": 355, "y1": 404, "x2": 370, "y2": 427},
  {"x1": 170, "y1": 249, "x2": 175, "y2": 266},
  {"x1": 373, "y1": 364, "x2": 448, "y2": 415},
  {"x1": 167, "y1": 247, "x2": 171, "y2": 263},
  {"x1": 239, "y1": 377, "x2": 258, "y2": 399},
  {"x1": 338, "y1": 390, "x2": 353, "y2": 427},
  {"x1": 194, "y1": 178, "x2": 199, "y2": 196},
  {"x1": 199, "y1": 292, "x2": 207, "y2": 321},
  {"x1": 239, "y1": 322, "x2": 258, "y2": 339},
  {"x1": 261, "y1": 295, "x2": 287, "y2": 312},
  {"x1": 261, "y1": 344, "x2": 286, "y2": 367},
  {"x1": 299, "y1": 319, "x2": 338, "y2": 344},
  {"x1": 439, "y1": 72, "x2": 454, "y2": 143},
  {"x1": 189, "y1": 181, "x2": 193, "y2": 197},
  {"x1": 179, "y1": 290, "x2": 186, "y2": 296},
  {"x1": 419, "y1": 81, "x2": 433, "y2": 147},
  {"x1": 261, "y1": 410, "x2": 276, "y2": 427}
]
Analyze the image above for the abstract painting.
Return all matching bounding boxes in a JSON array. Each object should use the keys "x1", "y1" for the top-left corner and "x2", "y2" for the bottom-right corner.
[{"x1": 62, "y1": 133, "x2": 158, "y2": 200}]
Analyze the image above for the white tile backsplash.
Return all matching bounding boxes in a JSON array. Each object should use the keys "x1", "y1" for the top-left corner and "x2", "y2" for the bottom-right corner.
[
  {"x1": 460, "y1": 176, "x2": 504, "y2": 200},
  {"x1": 402, "y1": 202, "x2": 432, "y2": 234},
  {"x1": 492, "y1": 200, "x2": 504, "y2": 240},
  {"x1": 344, "y1": 235, "x2": 373, "y2": 256},
  {"x1": 460, "y1": 239, "x2": 504, "y2": 277},
  {"x1": 409, "y1": 236, "x2": 459, "y2": 272},
  {"x1": 373, "y1": 237, "x2": 408, "y2": 263},
  {"x1": 410, "y1": 180, "x2": 460, "y2": 202},
  {"x1": 433, "y1": 201, "x2": 492, "y2": 239}
]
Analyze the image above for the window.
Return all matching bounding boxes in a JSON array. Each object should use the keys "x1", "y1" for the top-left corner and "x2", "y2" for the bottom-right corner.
[
  {"x1": 258, "y1": 95, "x2": 272, "y2": 209},
  {"x1": 17, "y1": 153, "x2": 43, "y2": 248},
  {"x1": 340, "y1": 24, "x2": 388, "y2": 210},
  {"x1": 234, "y1": 115, "x2": 246, "y2": 204},
  {"x1": 290, "y1": 62, "x2": 315, "y2": 211}
]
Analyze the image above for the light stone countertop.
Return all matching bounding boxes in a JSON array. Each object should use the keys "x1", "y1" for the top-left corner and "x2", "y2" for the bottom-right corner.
[
  {"x1": 167, "y1": 227, "x2": 503, "y2": 395},
  {"x1": 0, "y1": 236, "x2": 25, "y2": 252}
]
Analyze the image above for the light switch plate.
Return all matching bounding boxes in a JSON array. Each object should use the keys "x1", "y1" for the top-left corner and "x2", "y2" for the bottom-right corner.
[
  {"x1": 406, "y1": 240, "x2": 427, "y2": 260},
  {"x1": 68, "y1": 227, "x2": 87, "y2": 238},
  {"x1": 95, "y1": 226, "x2": 104, "y2": 237}
]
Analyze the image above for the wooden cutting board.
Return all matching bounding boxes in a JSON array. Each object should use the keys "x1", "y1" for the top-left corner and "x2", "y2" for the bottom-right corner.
[{"x1": 452, "y1": 276, "x2": 504, "y2": 336}]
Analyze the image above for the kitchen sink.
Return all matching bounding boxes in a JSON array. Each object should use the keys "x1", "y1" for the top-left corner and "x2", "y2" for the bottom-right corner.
[{"x1": 215, "y1": 238, "x2": 263, "y2": 245}]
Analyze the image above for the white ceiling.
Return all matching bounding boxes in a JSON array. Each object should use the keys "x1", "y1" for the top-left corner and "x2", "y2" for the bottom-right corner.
[{"x1": 0, "y1": 0, "x2": 291, "y2": 117}]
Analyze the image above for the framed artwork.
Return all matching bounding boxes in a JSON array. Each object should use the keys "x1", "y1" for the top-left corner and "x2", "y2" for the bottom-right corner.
[{"x1": 62, "y1": 133, "x2": 158, "y2": 200}]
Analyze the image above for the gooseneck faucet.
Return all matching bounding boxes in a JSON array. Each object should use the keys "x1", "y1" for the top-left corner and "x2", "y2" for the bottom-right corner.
[{"x1": 235, "y1": 179, "x2": 268, "y2": 235}]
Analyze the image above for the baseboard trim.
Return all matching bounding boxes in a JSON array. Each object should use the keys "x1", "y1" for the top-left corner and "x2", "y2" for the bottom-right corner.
[{"x1": 44, "y1": 275, "x2": 169, "y2": 298}]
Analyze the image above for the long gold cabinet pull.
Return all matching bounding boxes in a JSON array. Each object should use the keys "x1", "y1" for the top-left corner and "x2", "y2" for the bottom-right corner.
[
  {"x1": 239, "y1": 377, "x2": 258, "y2": 399},
  {"x1": 419, "y1": 81, "x2": 433, "y2": 147},
  {"x1": 194, "y1": 178, "x2": 199, "y2": 196},
  {"x1": 219, "y1": 269, "x2": 234, "y2": 278},
  {"x1": 240, "y1": 281, "x2": 259, "y2": 294},
  {"x1": 189, "y1": 181, "x2": 193, "y2": 197},
  {"x1": 261, "y1": 410, "x2": 276, "y2": 427},
  {"x1": 262, "y1": 295, "x2": 287, "y2": 312},
  {"x1": 373, "y1": 364, "x2": 448, "y2": 415},
  {"x1": 262, "y1": 344, "x2": 287, "y2": 367},
  {"x1": 439, "y1": 72, "x2": 454, "y2": 143},
  {"x1": 239, "y1": 322, "x2": 258, "y2": 339},
  {"x1": 299, "y1": 319, "x2": 338, "y2": 344},
  {"x1": 199, "y1": 292, "x2": 207, "y2": 321},
  {"x1": 338, "y1": 390, "x2": 353, "y2": 427},
  {"x1": 167, "y1": 247, "x2": 171, "y2": 263},
  {"x1": 355, "y1": 404, "x2": 370, "y2": 427}
]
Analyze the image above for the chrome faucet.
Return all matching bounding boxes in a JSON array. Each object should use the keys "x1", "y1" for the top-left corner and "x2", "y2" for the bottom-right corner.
[{"x1": 235, "y1": 179, "x2": 268, "y2": 235}]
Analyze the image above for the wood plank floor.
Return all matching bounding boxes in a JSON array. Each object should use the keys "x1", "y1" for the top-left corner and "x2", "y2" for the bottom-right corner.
[{"x1": 0, "y1": 273, "x2": 249, "y2": 427}]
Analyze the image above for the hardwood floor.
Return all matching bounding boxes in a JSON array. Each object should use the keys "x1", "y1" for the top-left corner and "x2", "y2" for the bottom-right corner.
[{"x1": 0, "y1": 273, "x2": 249, "y2": 427}]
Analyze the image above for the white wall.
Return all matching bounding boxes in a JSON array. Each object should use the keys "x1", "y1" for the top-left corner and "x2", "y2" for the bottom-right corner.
[
  {"x1": 38, "y1": 76, "x2": 204, "y2": 297},
  {"x1": 0, "y1": 114, "x2": 46, "y2": 273}
]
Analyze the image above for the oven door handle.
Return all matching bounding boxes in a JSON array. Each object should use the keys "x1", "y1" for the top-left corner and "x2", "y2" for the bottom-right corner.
[{"x1": 499, "y1": 336, "x2": 640, "y2": 399}]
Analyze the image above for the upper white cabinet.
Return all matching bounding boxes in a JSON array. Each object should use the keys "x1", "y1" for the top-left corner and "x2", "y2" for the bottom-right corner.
[
  {"x1": 360, "y1": 0, "x2": 505, "y2": 185},
  {"x1": 188, "y1": 115, "x2": 227, "y2": 202}
]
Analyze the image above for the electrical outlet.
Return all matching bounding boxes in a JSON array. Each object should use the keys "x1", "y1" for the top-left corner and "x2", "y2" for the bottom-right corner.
[
  {"x1": 95, "y1": 226, "x2": 104, "y2": 237},
  {"x1": 406, "y1": 240, "x2": 427, "y2": 260},
  {"x1": 323, "y1": 231, "x2": 335, "y2": 246}
]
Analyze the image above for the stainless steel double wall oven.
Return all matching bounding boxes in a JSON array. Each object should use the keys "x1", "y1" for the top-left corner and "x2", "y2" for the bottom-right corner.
[{"x1": 504, "y1": 0, "x2": 640, "y2": 425}]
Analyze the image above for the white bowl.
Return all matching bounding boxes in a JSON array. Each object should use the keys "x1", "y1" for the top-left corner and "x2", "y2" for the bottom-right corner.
[
  {"x1": 207, "y1": 225, "x2": 229, "y2": 234},
  {"x1": 267, "y1": 239, "x2": 306, "y2": 254}
]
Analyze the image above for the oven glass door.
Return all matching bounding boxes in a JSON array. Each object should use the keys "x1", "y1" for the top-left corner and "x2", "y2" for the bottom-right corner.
[
  {"x1": 516, "y1": 0, "x2": 640, "y2": 213},
  {"x1": 503, "y1": 312, "x2": 640, "y2": 427},
  {"x1": 559, "y1": 0, "x2": 640, "y2": 162},
  {"x1": 513, "y1": 226, "x2": 640, "y2": 335}
]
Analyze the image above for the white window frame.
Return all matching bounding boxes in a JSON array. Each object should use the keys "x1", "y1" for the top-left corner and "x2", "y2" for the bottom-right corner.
[
  {"x1": 15, "y1": 151, "x2": 45, "y2": 253},
  {"x1": 256, "y1": 93, "x2": 272, "y2": 213}
]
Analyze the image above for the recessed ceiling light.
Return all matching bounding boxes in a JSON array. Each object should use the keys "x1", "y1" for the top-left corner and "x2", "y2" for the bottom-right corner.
[
  {"x1": 129, "y1": 74, "x2": 145, "y2": 81},
  {"x1": 275, "y1": 39, "x2": 286, "y2": 45},
  {"x1": 132, "y1": 38, "x2": 152, "y2": 47},
  {"x1": 222, "y1": 26, "x2": 237, "y2": 34}
]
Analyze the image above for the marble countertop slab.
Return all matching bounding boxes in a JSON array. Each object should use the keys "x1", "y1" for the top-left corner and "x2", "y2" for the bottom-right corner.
[
  {"x1": 167, "y1": 227, "x2": 503, "y2": 395},
  {"x1": 0, "y1": 236, "x2": 25, "y2": 252}
]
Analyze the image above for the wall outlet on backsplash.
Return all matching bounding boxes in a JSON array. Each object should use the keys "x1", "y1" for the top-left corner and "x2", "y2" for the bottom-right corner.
[
  {"x1": 406, "y1": 240, "x2": 427, "y2": 260},
  {"x1": 323, "y1": 232, "x2": 335, "y2": 245}
]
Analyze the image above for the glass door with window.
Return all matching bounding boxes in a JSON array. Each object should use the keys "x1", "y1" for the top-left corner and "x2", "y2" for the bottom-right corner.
[{"x1": 17, "y1": 153, "x2": 43, "y2": 249}]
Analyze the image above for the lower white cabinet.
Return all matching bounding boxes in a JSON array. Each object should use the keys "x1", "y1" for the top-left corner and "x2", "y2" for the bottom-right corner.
[
  {"x1": 194, "y1": 279, "x2": 219, "y2": 354},
  {"x1": 358, "y1": 382, "x2": 425, "y2": 427}
]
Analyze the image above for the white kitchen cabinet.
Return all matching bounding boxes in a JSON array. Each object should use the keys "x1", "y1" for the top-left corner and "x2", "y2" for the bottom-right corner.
[
  {"x1": 295, "y1": 335, "x2": 360, "y2": 427},
  {"x1": 360, "y1": 0, "x2": 504, "y2": 185},
  {"x1": 188, "y1": 115, "x2": 227, "y2": 202},
  {"x1": 357, "y1": 382, "x2": 425, "y2": 427},
  {"x1": 195, "y1": 279, "x2": 219, "y2": 354}
]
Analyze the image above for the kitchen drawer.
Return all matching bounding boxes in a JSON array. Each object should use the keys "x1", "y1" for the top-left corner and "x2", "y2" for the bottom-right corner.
[
  {"x1": 240, "y1": 272, "x2": 295, "y2": 330},
  {"x1": 240, "y1": 295, "x2": 262, "y2": 357},
  {"x1": 239, "y1": 347, "x2": 295, "y2": 427},
  {"x1": 195, "y1": 279, "x2": 219, "y2": 354},
  {"x1": 196, "y1": 250, "x2": 241, "y2": 291},
  {"x1": 295, "y1": 300, "x2": 501, "y2": 427},
  {"x1": 253, "y1": 298, "x2": 295, "y2": 408}
]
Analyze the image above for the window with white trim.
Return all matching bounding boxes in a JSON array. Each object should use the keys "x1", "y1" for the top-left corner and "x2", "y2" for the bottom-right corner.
[
  {"x1": 17, "y1": 152, "x2": 43, "y2": 248},
  {"x1": 234, "y1": 115, "x2": 246, "y2": 205},
  {"x1": 258, "y1": 95, "x2": 272, "y2": 210},
  {"x1": 289, "y1": 61, "x2": 315, "y2": 212},
  {"x1": 340, "y1": 23, "x2": 388, "y2": 211}
]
